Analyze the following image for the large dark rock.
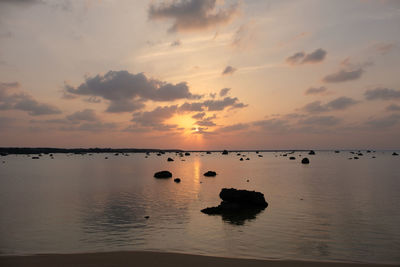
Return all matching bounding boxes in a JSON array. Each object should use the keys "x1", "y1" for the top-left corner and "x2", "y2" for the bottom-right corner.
[
  {"x1": 201, "y1": 188, "x2": 268, "y2": 225},
  {"x1": 154, "y1": 171, "x2": 172, "y2": 179},
  {"x1": 301, "y1": 158, "x2": 310, "y2": 164},
  {"x1": 204, "y1": 171, "x2": 217, "y2": 177}
]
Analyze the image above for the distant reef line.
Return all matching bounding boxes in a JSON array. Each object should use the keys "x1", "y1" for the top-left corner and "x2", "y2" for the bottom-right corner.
[{"x1": 1, "y1": 147, "x2": 332, "y2": 155}]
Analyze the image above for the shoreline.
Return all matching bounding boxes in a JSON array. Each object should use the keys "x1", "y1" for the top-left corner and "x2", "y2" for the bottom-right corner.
[{"x1": 0, "y1": 251, "x2": 396, "y2": 267}]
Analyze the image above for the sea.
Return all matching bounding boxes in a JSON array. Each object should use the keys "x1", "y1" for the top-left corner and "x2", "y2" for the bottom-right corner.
[{"x1": 0, "y1": 151, "x2": 399, "y2": 264}]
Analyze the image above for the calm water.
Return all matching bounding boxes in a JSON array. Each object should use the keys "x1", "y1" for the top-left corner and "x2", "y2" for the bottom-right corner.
[{"x1": 0, "y1": 151, "x2": 399, "y2": 264}]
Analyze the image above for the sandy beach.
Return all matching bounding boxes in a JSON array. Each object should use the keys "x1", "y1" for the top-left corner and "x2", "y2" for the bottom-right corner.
[{"x1": 0, "y1": 251, "x2": 396, "y2": 267}]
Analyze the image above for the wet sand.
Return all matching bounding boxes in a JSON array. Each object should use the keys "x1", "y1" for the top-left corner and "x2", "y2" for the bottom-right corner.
[{"x1": 0, "y1": 251, "x2": 396, "y2": 267}]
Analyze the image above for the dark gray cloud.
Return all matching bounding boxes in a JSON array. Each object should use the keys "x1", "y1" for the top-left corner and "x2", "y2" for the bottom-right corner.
[
  {"x1": 322, "y1": 68, "x2": 363, "y2": 83},
  {"x1": 326, "y1": 96, "x2": 358, "y2": 110},
  {"x1": 66, "y1": 109, "x2": 98, "y2": 122},
  {"x1": 253, "y1": 118, "x2": 290, "y2": 133},
  {"x1": 219, "y1": 88, "x2": 230, "y2": 97},
  {"x1": 305, "y1": 86, "x2": 327, "y2": 95},
  {"x1": 60, "y1": 122, "x2": 117, "y2": 132},
  {"x1": 374, "y1": 42, "x2": 396, "y2": 55},
  {"x1": 303, "y1": 97, "x2": 358, "y2": 113},
  {"x1": 195, "y1": 114, "x2": 216, "y2": 127},
  {"x1": 366, "y1": 114, "x2": 400, "y2": 128},
  {"x1": 299, "y1": 115, "x2": 341, "y2": 126},
  {"x1": 364, "y1": 87, "x2": 400, "y2": 101},
  {"x1": 148, "y1": 0, "x2": 239, "y2": 33},
  {"x1": 0, "y1": 82, "x2": 61, "y2": 116},
  {"x1": 218, "y1": 123, "x2": 249, "y2": 132},
  {"x1": 286, "y1": 49, "x2": 327, "y2": 65},
  {"x1": 132, "y1": 105, "x2": 178, "y2": 128},
  {"x1": 222, "y1": 66, "x2": 237, "y2": 75},
  {"x1": 65, "y1": 70, "x2": 201, "y2": 113},
  {"x1": 84, "y1": 96, "x2": 101, "y2": 103},
  {"x1": 179, "y1": 96, "x2": 247, "y2": 112},
  {"x1": 0, "y1": 116, "x2": 15, "y2": 128},
  {"x1": 386, "y1": 104, "x2": 400, "y2": 112},
  {"x1": 191, "y1": 112, "x2": 205, "y2": 119}
]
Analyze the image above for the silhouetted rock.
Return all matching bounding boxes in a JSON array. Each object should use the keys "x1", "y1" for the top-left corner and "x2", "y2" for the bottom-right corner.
[
  {"x1": 174, "y1": 178, "x2": 181, "y2": 183},
  {"x1": 154, "y1": 171, "x2": 172, "y2": 179},
  {"x1": 206, "y1": 151, "x2": 211, "y2": 154},
  {"x1": 0, "y1": 153, "x2": 7, "y2": 156},
  {"x1": 222, "y1": 150, "x2": 228, "y2": 155},
  {"x1": 240, "y1": 158, "x2": 243, "y2": 161},
  {"x1": 334, "y1": 151, "x2": 340, "y2": 153},
  {"x1": 301, "y1": 158, "x2": 310, "y2": 164},
  {"x1": 358, "y1": 153, "x2": 363, "y2": 156},
  {"x1": 167, "y1": 157, "x2": 174, "y2": 162},
  {"x1": 185, "y1": 152, "x2": 191, "y2": 156},
  {"x1": 308, "y1": 150, "x2": 316, "y2": 155},
  {"x1": 258, "y1": 155, "x2": 263, "y2": 157},
  {"x1": 204, "y1": 171, "x2": 217, "y2": 177},
  {"x1": 289, "y1": 157, "x2": 296, "y2": 160},
  {"x1": 105, "y1": 157, "x2": 108, "y2": 159},
  {"x1": 31, "y1": 156, "x2": 39, "y2": 159},
  {"x1": 246, "y1": 158, "x2": 250, "y2": 160},
  {"x1": 144, "y1": 216, "x2": 150, "y2": 219},
  {"x1": 393, "y1": 152, "x2": 399, "y2": 156},
  {"x1": 354, "y1": 157, "x2": 359, "y2": 160},
  {"x1": 201, "y1": 188, "x2": 268, "y2": 225}
]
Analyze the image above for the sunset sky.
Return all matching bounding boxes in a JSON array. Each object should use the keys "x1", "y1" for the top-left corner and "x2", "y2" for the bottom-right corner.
[{"x1": 1, "y1": 0, "x2": 400, "y2": 150}]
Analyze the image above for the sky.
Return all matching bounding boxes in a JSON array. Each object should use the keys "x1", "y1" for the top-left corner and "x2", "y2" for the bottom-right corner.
[{"x1": 0, "y1": 0, "x2": 400, "y2": 150}]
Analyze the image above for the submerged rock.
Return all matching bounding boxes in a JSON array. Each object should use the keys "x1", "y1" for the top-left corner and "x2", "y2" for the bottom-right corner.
[
  {"x1": 393, "y1": 152, "x2": 399, "y2": 156},
  {"x1": 301, "y1": 158, "x2": 310, "y2": 164},
  {"x1": 204, "y1": 171, "x2": 217, "y2": 177},
  {"x1": 185, "y1": 152, "x2": 191, "y2": 156},
  {"x1": 201, "y1": 188, "x2": 268, "y2": 225},
  {"x1": 174, "y1": 178, "x2": 181, "y2": 183},
  {"x1": 167, "y1": 157, "x2": 174, "y2": 162},
  {"x1": 240, "y1": 158, "x2": 244, "y2": 161},
  {"x1": 222, "y1": 150, "x2": 228, "y2": 155},
  {"x1": 154, "y1": 171, "x2": 172, "y2": 179},
  {"x1": 289, "y1": 156, "x2": 296, "y2": 160},
  {"x1": 258, "y1": 155, "x2": 263, "y2": 157}
]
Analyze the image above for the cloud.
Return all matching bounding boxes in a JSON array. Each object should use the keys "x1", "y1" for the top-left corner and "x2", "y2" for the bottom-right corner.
[
  {"x1": 219, "y1": 88, "x2": 230, "y2": 97},
  {"x1": 305, "y1": 86, "x2": 327, "y2": 95},
  {"x1": 0, "y1": 82, "x2": 61, "y2": 116},
  {"x1": 61, "y1": 122, "x2": 117, "y2": 132},
  {"x1": 179, "y1": 96, "x2": 247, "y2": 112},
  {"x1": 195, "y1": 114, "x2": 216, "y2": 127},
  {"x1": 322, "y1": 68, "x2": 363, "y2": 83},
  {"x1": 366, "y1": 114, "x2": 400, "y2": 128},
  {"x1": 303, "y1": 97, "x2": 358, "y2": 113},
  {"x1": 364, "y1": 87, "x2": 400, "y2": 101},
  {"x1": 131, "y1": 105, "x2": 178, "y2": 131},
  {"x1": 299, "y1": 115, "x2": 341, "y2": 126},
  {"x1": 170, "y1": 40, "x2": 181, "y2": 47},
  {"x1": 386, "y1": 104, "x2": 400, "y2": 111},
  {"x1": 0, "y1": 116, "x2": 15, "y2": 128},
  {"x1": 222, "y1": 66, "x2": 237, "y2": 75},
  {"x1": 65, "y1": 70, "x2": 201, "y2": 113},
  {"x1": 286, "y1": 49, "x2": 327, "y2": 65},
  {"x1": 148, "y1": 0, "x2": 239, "y2": 33},
  {"x1": 253, "y1": 118, "x2": 290, "y2": 133},
  {"x1": 231, "y1": 21, "x2": 256, "y2": 49},
  {"x1": 66, "y1": 109, "x2": 98, "y2": 122},
  {"x1": 191, "y1": 112, "x2": 205, "y2": 119},
  {"x1": 373, "y1": 42, "x2": 396, "y2": 55},
  {"x1": 218, "y1": 123, "x2": 249, "y2": 132}
]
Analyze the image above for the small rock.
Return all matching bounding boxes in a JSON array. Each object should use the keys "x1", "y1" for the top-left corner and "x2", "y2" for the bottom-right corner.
[
  {"x1": 222, "y1": 150, "x2": 228, "y2": 155},
  {"x1": 354, "y1": 157, "x2": 359, "y2": 160},
  {"x1": 240, "y1": 158, "x2": 244, "y2": 161},
  {"x1": 144, "y1": 216, "x2": 150, "y2": 219},
  {"x1": 154, "y1": 171, "x2": 172, "y2": 179},
  {"x1": 308, "y1": 150, "x2": 316, "y2": 155},
  {"x1": 258, "y1": 155, "x2": 263, "y2": 157},
  {"x1": 301, "y1": 158, "x2": 310, "y2": 164},
  {"x1": 174, "y1": 178, "x2": 181, "y2": 183},
  {"x1": 246, "y1": 158, "x2": 250, "y2": 160},
  {"x1": 289, "y1": 157, "x2": 296, "y2": 160},
  {"x1": 185, "y1": 152, "x2": 191, "y2": 156},
  {"x1": 393, "y1": 152, "x2": 399, "y2": 156},
  {"x1": 167, "y1": 157, "x2": 174, "y2": 162},
  {"x1": 204, "y1": 171, "x2": 217, "y2": 177}
]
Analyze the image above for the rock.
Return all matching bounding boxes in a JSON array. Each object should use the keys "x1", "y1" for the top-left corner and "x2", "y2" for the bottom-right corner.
[
  {"x1": 154, "y1": 171, "x2": 172, "y2": 179},
  {"x1": 354, "y1": 157, "x2": 359, "y2": 160},
  {"x1": 308, "y1": 150, "x2": 316, "y2": 155},
  {"x1": 372, "y1": 156, "x2": 376, "y2": 158},
  {"x1": 174, "y1": 178, "x2": 181, "y2": 183},
  {"x1": 204, "y1": 171, "x2": 217, "y2": 177},
  {"x1": 105, "y1": 157, "x2": 108, "y2": 159},
  {"x1": 185, "y1": 152, "x2": 191, "y2": 156},
  {"x1": 246, "y1": 158, "x2": 250, "y2": 160},
  {"x1": 144, "y1": 216, "x2": 150, "y2": 219},
  {"x1": 258, "y1": 155, "x2": 263, "y2": 157},
  {"x1": 334, "y1": 151, "x2": 340, "y2": 153},
  {"x1": 393, "y1": 152, "x2": 399, "y2": 156},
  {"x1": 301, "y1": 158, "x2": 310, "y2": 164},
  {"x1": 206, "y1": 151, "x2": 211, "y2": 154},
  {"x1": 240, "y1": 158, "x2": 244, "y2": 161},
  {"x1": 31, "y1": 157, "x2": 39, "y2": 159},
  {"x1": 167, "y1": 157, "x2": 174, "y2": 162},
  {"x1": 201, "y1": 188, "x2": 268, "y2": 225},
  {"x1": 222, "y1": 150, "x2": 228, "y2": 155},
  {"x1": 289, "y1": 156, "x2": 296, "y2": 160}
]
